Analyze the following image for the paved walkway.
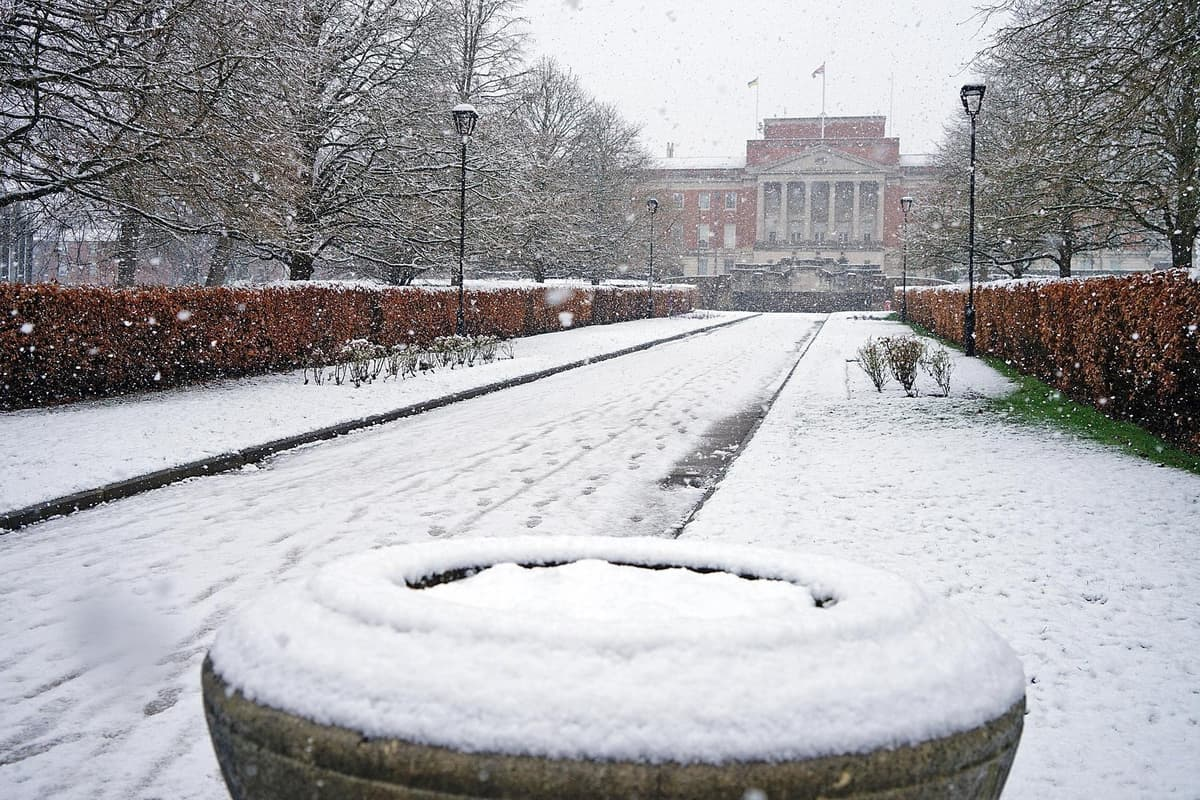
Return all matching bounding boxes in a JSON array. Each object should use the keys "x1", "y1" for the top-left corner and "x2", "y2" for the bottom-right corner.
[{"x1": 0, "y1": 312, "x2": 750, "y2": 517}]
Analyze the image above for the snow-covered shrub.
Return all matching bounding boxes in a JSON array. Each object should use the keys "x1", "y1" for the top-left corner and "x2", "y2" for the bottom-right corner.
[
  {"x1": 430, "y1": 336, "x2": 466, "y2": 368},
  {"x1": 921, "y1": 346, "x2": 955, "y2": 396},
  {"x1": 303, "y1": 348, "x2": 329, "y2": 386},
  {"x1": 340, "y1": 339, "x2": 385, "y2": 386},
  {"x1": 856, "y1": 338, "x2": 889, "y2": 392},
  {"x1": 475, "y1": 335, "x2": 500, "y2": 363},
  {"x1": 384, "y1": 345, "x2": 418, "y2": 380},
  {"x1": 882, "y1": 335, "x2": 926, "y2": 397}
]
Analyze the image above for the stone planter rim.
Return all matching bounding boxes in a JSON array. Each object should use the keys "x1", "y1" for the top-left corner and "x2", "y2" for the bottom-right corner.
[{"x1": 208, "y1": 536, "x2": 1027, "y2": 765}]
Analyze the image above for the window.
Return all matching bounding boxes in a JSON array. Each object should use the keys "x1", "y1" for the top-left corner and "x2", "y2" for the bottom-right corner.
[
  {"x1": 697, "y1": 257, "x2": 709, "y2": 276},
  {"x1": 723, "y1": 223, "x2": 737, "y2": 249},
  {"x1": 723, "y1": 258, "x2": 735, "y2": 273},
  {"x1": 697, "y1": 223, "x2": 710, "y2": 249},
  {"x1": 672, "y1": 192, "x2": 684, "y2": 209},
  {"x1": 698, "y1": 192, "x2": 711, "y2": 210},
  {"x1": 671, "y1": 227, "x2": 683, "y2": 247},
  {"x1": 767, "y1": 231, "x2": 777, "y2": 243},
  {"x1": 725, "y1": 191, "x2": 737, "y2": 210}
]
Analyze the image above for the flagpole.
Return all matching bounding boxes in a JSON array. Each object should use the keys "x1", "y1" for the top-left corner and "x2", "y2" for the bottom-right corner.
[
  {"x1": 888, "y1": 72, "x2": 895, "y2": 135},
  {"x1": 755, "y1": 83, "x2": 760, "y2": 134},
  {"x1": 820, "y1": 69, "x2": 826, "y2": 139}
]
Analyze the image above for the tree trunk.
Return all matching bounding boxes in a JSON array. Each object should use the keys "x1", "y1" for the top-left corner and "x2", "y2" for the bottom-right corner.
[
  {"x1": 1058, "y1": 243, "x2": 1073, "y2": 278},
  {"x1": 1169, "y1": 230, "x2": 1194, "y2": 270},
  {"x1": 205, "y1": 234, "x2": 233, "y2": 286},
  {"x1": 289, "y1": 250, "x2": 315, "y2": 281},
  {"x1": 115, "y1": 210, "x2": 141, "y2": 286}
]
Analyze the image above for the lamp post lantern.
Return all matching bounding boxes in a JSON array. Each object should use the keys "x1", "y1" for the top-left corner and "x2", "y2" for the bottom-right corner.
[
  {"x1": 900, "y1": 196, "x2": 913, "y2": 323},
  {"x1": 646, "y1": 197, "x2": 659, "y2": 318},
  {"x1": 451, "y1": 103, "x2": 479, "y2": 336},
  {"x1": 959, "y1": 83, "x2": 985, "y2": 356}
]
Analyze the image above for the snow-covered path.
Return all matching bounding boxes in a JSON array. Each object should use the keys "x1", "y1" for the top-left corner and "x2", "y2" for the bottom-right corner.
[
  {"x1": 0, "y1": 312, "x2": 751, "y2": 514},
  {"x1": 0, "y1": 314, "x2": 820, "y2": 800}
]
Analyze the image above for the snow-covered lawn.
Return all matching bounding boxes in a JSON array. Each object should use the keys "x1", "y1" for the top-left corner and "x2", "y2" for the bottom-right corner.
[
  {"x1": 0, "y1": 311, "x2": 748, "y2": 514},
  {"x1": 685, "y1": 314, "x2": 1200, "y2": 798},
  {"x1": 0, "y1": 311, "x2": 1197, "y2": 799}
]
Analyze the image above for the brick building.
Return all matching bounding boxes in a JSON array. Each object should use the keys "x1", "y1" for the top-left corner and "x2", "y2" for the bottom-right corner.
[{"x1": 644, "y1": 115, "x2": 934, "y2": 283}]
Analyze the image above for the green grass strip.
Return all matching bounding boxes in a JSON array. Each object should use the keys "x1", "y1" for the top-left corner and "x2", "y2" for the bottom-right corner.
[{"x1": 891, "y1": 315, "x2": 1200, "y2": 477}]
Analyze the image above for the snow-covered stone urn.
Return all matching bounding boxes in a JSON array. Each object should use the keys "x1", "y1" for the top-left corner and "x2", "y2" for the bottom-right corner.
[{"x1": 202, "y1": 537, "x2": 1025, "y2": 799}]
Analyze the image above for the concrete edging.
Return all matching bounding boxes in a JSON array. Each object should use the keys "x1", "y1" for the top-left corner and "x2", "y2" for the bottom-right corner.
[{"x1": 1, "y1": 314, "x2": 756, "y2": 532}]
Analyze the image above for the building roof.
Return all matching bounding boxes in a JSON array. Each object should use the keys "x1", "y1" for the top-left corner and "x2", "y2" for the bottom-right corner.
[
  {"x1": 651, "y1": 155, "x2": 747, "y2": 170},
  {"x1": 899, "y1": 154, "x2": 934, "y2": 167}
]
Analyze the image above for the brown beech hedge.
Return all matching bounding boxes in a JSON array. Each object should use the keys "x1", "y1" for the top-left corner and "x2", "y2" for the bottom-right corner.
[
  {"x1": 1, "y1": 283, "x2": 695, "y2": 410},
  {"x1": 902, "y1": 270, "x2": 1200, "y2": 451}
]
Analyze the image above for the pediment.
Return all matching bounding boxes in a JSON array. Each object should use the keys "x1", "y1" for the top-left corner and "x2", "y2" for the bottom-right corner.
[{"x1": 753, "y1": 146, "x2": 885, "y2": 176}]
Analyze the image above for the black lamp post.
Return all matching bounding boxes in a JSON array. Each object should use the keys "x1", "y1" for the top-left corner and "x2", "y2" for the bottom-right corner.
[
  {"x1": 900, "y1": 196, "x2": 913, "y2": 323},
  {"x1": 960, "y1": 83, "x2": 985, "y2": 356},
  {"x1": 451, "y1": 103, "x2": 479, "y2": 336},
  {"x1": 646, "y1": 197, "x2": 659, "y2": 318}
]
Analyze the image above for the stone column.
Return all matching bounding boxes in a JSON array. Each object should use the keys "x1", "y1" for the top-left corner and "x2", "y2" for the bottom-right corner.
[
  {"x1": 756, "y1": 182, "x2": 765, "y2": 243},
  {"x1": 804, "y1": 181, "x2": 813, "y2": 241},
  {"x1": 851, "y1": 182, "x2": 861, "y2": 241},
  {"x1": 825, "y1": 182, "x2": 834, "y2": 231},
  {"x1": 779, "y1": 180, "x2": 788, "y2": 246}
]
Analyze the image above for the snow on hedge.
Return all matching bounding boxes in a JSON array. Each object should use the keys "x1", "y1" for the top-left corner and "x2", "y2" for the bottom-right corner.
[{"x1": 209, "y1": 537, "x2": 1025, "y2": 764}]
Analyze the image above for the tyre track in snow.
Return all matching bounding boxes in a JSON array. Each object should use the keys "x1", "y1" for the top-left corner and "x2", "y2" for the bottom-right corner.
[{"x1": 0, "y1": 313, "x2": 823, "y2": 800}]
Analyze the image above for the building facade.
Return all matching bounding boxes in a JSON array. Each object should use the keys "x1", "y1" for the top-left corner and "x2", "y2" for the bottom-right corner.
[{"x1": 644, "y1": 115, "x2": 933, "y2": 283}]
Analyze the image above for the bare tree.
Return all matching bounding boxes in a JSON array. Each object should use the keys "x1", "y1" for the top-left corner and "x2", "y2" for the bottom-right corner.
[
  {"x1": 0, "y1": 0, "x2": 233, "y2": 210},
  {"x1": 911, "y1": 53, "x2": 1135, "y2": 281},
  {"x1": 985, "y1": 0, "x2": 1199, "y2": 270}
]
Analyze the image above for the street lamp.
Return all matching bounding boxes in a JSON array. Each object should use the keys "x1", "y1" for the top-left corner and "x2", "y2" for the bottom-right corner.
[
  {"x1": 646, "y1": 197, "x2": 659, "y2": 318},
  {"x1": 451, "y1": 103, "x2": 479, "y2": 336},
  {"x1": 900, "y1": 196, "x2": 913, "y2": 323},
  {"x1": 960, "y1": 83, "x2": 985, "y2": 356}
]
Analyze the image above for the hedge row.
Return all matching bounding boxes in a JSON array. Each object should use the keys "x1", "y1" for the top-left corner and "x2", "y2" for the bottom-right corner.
[
  {"x1": 901, "y1": 270, "x2": 1200, "y2": 451},
  {"x1": 1, "y1": 283, "x2": 696, "y2": 409}
]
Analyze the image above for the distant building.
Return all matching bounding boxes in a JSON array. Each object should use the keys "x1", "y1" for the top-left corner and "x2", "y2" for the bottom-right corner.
[{"x1": 643, "y1": 115, "x2": 934, "y2": 284}]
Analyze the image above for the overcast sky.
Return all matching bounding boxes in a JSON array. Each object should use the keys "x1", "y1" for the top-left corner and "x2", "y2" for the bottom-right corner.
[{"x1": 521, "y1": 0, "x2": 999, "y2": 159}]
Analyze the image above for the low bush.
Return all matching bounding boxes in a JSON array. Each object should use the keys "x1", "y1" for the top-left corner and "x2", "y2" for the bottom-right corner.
[
  {"x1": 1, "y1": 283, "x2": 695, "y2": 409},
  {"x1": 921, "y1": 346, "x2": 955, "y2": 396},
  {"x1": 304, "y1": 335, "x2": 508, "y2": 388},
  {"x1": 881, "y1": 335, "x2": 926, "y2": 396},
  {"x1": 903, "y1": 270, "x2": 1200, "y2": 451},
  {"x1": 856, "y1": 338, "x2": 890, "y2": 392}
]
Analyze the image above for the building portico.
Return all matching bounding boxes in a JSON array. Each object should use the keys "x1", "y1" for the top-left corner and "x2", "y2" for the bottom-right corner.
[{"x1": 645, "y1": 115, "x2": 933, "y2": 281}]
